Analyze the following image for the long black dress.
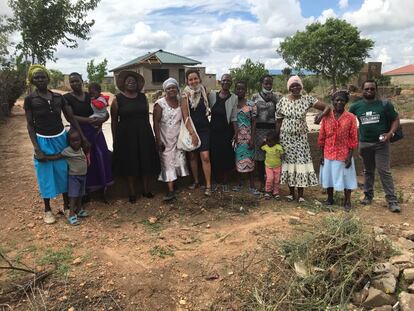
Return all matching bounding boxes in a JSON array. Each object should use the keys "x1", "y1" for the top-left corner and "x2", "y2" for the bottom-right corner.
[
  {"x1": 112, "y1": 93, "x2": 160, "y2": 177},
  {"x1": 210, "y1": 93, "x2": 235, "y2": 172}
]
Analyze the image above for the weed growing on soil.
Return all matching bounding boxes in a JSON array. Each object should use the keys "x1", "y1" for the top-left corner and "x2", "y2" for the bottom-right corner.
[
  {"x1": 140, "y1": 219, "x2": 163, "y2": 233},
  {"x1": 223, "y1": 215, "x2": 395, "y2": 311},
  {"x1": 149, "y1": 245, "x2": 174, "y2": 259},
  {"x1": 37, "y1": 247, "x2": 73, "y2": 275}
]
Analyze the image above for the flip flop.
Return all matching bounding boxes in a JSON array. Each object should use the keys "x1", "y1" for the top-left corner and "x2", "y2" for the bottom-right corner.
[
  {"x1": 77, "y1": 209, "x2": 89, "y2": 217},
  {"x1": 67, "y1": 215, "x2": 80, "y2": 226}
]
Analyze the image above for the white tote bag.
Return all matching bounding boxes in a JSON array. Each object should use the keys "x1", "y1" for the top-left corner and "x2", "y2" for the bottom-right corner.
[{"x1": 177, "y1": 116, "x2": 201, "y2": 152}]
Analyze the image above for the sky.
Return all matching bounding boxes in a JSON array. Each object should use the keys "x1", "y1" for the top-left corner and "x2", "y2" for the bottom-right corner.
[{"x1": 2, "y1": 0, "x2": 414, "y2": 79}]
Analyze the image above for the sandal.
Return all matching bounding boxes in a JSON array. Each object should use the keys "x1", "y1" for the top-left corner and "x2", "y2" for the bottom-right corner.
[
  {"x1": 129, "y1": 195, "x2": 137, "y2": 204},
  {"x1": 285, "y1": 195, "x2": 295, "y2": 202},
  {"x1": 67, "y1": 215, "x2": 80, "y2": 226},
  {"x1": 204, "y1": 188, "x2": 212, "y2": 196},
  {"x1": 188, "y1": 182, "x2": 199, "y2": 190},
  {"x1": 77, "y1": 209, "x2": 89, "y2": 217},
  {"x1": 249, "y1": 188, "x2": 261, "y2": 196},
  {"x1": 298, "y1": 197, "x2": 306, "y2": 203},
  {"x1": 232, "y1": 185, "x2": 242, "y2": 192},
  {"x1": 142, "y1": 192, "x2": 154, "y2": 199}
]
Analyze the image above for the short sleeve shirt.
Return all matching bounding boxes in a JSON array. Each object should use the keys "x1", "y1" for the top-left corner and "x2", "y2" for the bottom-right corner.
[
  {"x1": 63, "y1": 92, "x2": 93, "y2": 117},
  {"x1": 23, "y1": 91, "x2": 67, "y2": 136},
  {"x1": 61, "y1": 146, "x2": 87, "y2": 175},
  {"x1": 276, "y1": 95, "x2": 318, "y2": 135},
  {"x1": 349, "y1": 99, "x2": 398, "y2": 143},
  {"x1": 261, "y1": 143, "x2": 284, "y2": 168}
]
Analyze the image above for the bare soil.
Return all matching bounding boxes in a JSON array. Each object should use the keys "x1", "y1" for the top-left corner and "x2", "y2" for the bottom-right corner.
[{"x1": 0, "y1": 106, "x2": 413, "y2": 311}]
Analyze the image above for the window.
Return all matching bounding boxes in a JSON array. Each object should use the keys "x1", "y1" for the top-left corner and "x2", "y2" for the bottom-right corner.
[{"x1": 152, "y1": 69, "x2": 169, "y2": 83}]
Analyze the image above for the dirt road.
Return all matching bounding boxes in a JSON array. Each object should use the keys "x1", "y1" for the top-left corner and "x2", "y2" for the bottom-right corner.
[{"x1": 0, "y1": 107, "x2": 413, "y2": 310}]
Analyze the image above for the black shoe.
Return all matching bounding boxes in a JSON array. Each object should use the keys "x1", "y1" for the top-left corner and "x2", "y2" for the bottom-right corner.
[
  {"x1": 344, "y1": 203, "x2": 352, "y2": 212},
  {"x1": 163, "y1": 192, "x2": 176, "y2": 202},
  {"x1": 389, "y1": 202, "x2": 401, "y2": 213},
  {"x1": 142, "y1": 192, "x2": 154, "y2": 199},
  {"x1": 360, "y1": 196, "x2": 372, "y2": 205},
  {"x1": 324, "y1": 199, "x2": 335, "y2": 206}
]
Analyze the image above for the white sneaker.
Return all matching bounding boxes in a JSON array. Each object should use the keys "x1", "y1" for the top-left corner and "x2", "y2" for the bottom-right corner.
[{"x1": 43, "y1": 211, "x2": 56, "y2": 224}]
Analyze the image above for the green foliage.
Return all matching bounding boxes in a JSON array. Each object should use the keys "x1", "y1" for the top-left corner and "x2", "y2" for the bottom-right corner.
[
  {"x1": 8, "y1": 0, "x2": 100, "y2": 64},
  {"x1": 102, "y1": 83, "x2": 116, "y2": 94},
  {"x1": 229, "y1": 58, "x2": 268, "y2": 94},
  {"x1": 302, "y1": 76, "x2": 317, "y2": 94},
  {"x1": 49, "y1": 69, "x2": 64, "y2": 89},
  {"x1": 149, "y1": 245, "x2": 174, "y2": 259},
  {"x1": 376, "y1": 74, "x2": 392, "y2": 86},
  {"x1": 282, "y1": 67, "x2": 292, "y2": 77},
  {"x1": 278, "y1": 18, "x2": 374, "y2": 90},
  {"x1": 37, "y1": 247, "x2": 73, "y2": 275},
  {"x1": 87, "y1": 58, "x2": 108, "y2": 84},
  {"x1": 0, "y1": 16, "x2": 11, "y2": 63},
  {"x1": 273, "y1": 75, "x2": 289, "y2": 94}
]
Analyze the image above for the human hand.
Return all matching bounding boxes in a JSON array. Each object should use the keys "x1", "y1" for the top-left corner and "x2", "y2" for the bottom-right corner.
[
  {"x1": 248, "y1": 138, "x2": 254, "y2": 149},
  {"x1": 34, "y1": 149, "x2": 47, "y2": 162},
  {"x1": 82, "y1": 139, "x2": 91, "y2": 153},
  {"x1": 314, "y1": 112, "x2": 323, "y2": 125},
  {"x1": 157, "y1": 141, "x2": 165, "y2": 152},
  {"x1": 345, "y1": 156, "x2": 352, "y2": 168},
  {"x1": 191, "y1": 134, "x2": 199, "y2": 147},
  {"x1": 379, "y1": 133, "x2": 392, "y2": 143},
  {"x1": 320, "y1": 157, "x2": 324, "y2": 166}
]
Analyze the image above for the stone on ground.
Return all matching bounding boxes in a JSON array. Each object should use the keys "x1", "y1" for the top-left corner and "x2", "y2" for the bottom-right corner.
[
  {"x1": 403, "y1": 268, "x2": 414, "y2": 282},
  {"x1": 399, "y1": 291, "x2": 414, "y2": 311},
  {"x1": 362, "y1": 288, "x2": 397, "y2": 308},
  {"x1": 372, "y1": 273, "x2": 397, "y2": 294}
]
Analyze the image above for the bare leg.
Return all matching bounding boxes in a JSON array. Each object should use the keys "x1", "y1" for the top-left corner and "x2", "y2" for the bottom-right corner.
[
  {"x1": 327, "y1": 187, "x2": 334, "y2": 204},
  {"x1": 344, "y1": 189, "x2": 352, "y2": 211},
  {"x1": 69, "y1": 197, "x2": 77, "y2": 217},
  {"x1": 256, "y1": 160, "x2": 265, "y2": 191},
  {"x1": 298, "y1": 187, "x2": 304, "y2": 199},
  {"x1": 189, "y1": 152, "x2": 199, "y2": 185},
  {"x1": 249, "y1": 172, "x2": 255, "y2": 189},
  {"x1": 200, "y1": 151, "x2": 211, "y2": 189},
  {"x1": 289, "y1": 186, "x2": 295, "y2": 199},
  {"x1": 127, "y1": 176, "x2": 136, "y2": 203},
  {"x1": 62, "y1": 193, "x2": 69, "y2": 210},
  {"x1": 167, "y1": 181, "x2": 174, "y2": 192}
]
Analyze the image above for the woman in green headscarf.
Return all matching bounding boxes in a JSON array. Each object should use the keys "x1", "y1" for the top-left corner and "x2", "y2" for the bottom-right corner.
[{"x1": 24, "y1": 65, "x2": 88, "y2": 224}]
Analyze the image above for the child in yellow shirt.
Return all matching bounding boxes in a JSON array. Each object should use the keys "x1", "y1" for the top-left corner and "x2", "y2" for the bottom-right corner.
[{"x1": 261, "y1": 131, "x2": 284, "y2": 199}]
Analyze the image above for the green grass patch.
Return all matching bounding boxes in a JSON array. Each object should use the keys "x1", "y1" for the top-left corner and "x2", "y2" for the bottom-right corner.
[
  {"x1": 140, "y1": 219, "x2": 163, "y2": 233},
  {"x1": 149, "y1": 245, "x2": 174, "y2": 259},
  {"x1": 37, "y1": 247, "x2": 73, "y2": 275}
]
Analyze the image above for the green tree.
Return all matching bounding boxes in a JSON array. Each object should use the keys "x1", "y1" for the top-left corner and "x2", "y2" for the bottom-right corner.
[
  {"x1": 86, "y1": 58, "x2": 108, "y2": 84},
  {"x1": 376, "y1": 74, "x2": 391, "y2": 86},
  {"x1": 282, "y1": 67, "x2": 292, "y2": 78},
  {"x1": 229, "y1": 59, "x2": 268, "y2": 94},
  {"x1": 8, "y1": 0, "x2": 100, "y2": 64},
  {"x1": 49, "y1": 69, "x2": 64, "y2": 88},
  {"x1": 278, "y1": 18, "x2": 374, "y2": 91}
]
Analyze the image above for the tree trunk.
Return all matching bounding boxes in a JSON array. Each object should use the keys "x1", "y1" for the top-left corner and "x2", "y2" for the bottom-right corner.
[{"x1": 332, "y1": 78, "x2": 337, "y2": 92}]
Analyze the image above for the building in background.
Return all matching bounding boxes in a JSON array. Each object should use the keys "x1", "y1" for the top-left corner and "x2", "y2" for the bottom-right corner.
[
  {"x1": 110, "y1": 49, "x2": 216, "y2": 91},
  {"x1": 384, "y1": 64, "x2": 414, "y2": 86}
]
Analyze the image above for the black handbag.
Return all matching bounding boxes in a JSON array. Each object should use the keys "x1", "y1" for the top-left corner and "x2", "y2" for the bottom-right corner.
[{"x1": 382, "y1": 100, "x2": 403, "y2": 143}]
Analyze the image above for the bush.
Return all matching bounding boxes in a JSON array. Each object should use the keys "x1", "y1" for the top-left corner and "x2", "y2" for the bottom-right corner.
[{"x1": 226, "y1": 215, "x2": 395, "y2": 311}]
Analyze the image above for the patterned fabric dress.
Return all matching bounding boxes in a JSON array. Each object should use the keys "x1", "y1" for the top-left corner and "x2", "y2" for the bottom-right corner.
[
  {"x1": 276, "y1": 95, "x2": 319, "y2": 187},
  {"x1": 155, "y1": 97, "x2": 189, "y2": 182},
  {"x1": 235, "y1": 100, "x2": 257, "y2": 173}
]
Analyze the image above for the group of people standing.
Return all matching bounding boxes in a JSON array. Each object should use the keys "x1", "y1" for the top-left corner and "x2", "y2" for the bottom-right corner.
[{"x1": 24, "y1": 64, "x2": 402, "y2": 225}]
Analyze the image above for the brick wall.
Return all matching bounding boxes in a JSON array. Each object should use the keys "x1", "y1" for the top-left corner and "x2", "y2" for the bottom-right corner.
[{"x1": 309, "y1": 121, "x2": 414, "y2": 175}]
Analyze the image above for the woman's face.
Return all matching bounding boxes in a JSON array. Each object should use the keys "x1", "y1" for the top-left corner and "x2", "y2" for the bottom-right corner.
[
  {"x1": 187, "y1": 72, "x2": 200, "y2": 88},
  {"x1": 124, "y1": 76, "x2": 138, "y2": 91},
  {"x1": 235, "y1": 83, "x2": 246, "y2": 99},
  {"x1": 32, "y1": 71, "x2": 49, "y2": 90},
  {"x1": 165, "y1": 85, "x2": 178, "y2": 99},
  {"x1": 333, "y1": 96, "x2": 347, "y2": 113},
  {"x1": 262, "y1": 77, "x2": 273, "y2": 91},
  {"x1": 221, "y1": 74, "x2": 232, "y2": 91},
  {"x1": 289, "y1": 83, "x2": 302, "y2": 96},
  {"x1": 69, "y1": 75, "x2": 83, "y2": 93}
]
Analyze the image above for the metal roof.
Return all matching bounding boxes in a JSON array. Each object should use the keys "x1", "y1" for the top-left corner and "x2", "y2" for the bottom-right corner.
[
  {"x1": 110, "y1": 49, "x2": 201, "y2": 72},
  {"x1": 384, "y1": 64, "x2": 414, "y2": 76}
]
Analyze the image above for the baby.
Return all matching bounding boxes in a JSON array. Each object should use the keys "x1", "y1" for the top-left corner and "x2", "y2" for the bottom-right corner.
[{"x1": 88, "y1": 82, "x2": 109, "y2": 120}]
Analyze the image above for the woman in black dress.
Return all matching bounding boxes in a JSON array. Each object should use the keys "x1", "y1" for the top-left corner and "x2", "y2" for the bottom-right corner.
[
  {"x1": 181, "y1": 69, "x2": 212, "y2": 196},
  {"x1": 111, "y1": 71, "x2": 160, "y2": 203},
  {"x1": 208, "y1": 74, "x2": 238, "y2": 192}
]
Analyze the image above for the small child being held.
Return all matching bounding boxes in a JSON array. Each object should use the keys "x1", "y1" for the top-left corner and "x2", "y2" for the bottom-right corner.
[
  {"x1": 261, "y1": 131, "x2": 284, "y2": 199},
  {"x1": 46, "y1": 129, "x2": 88, "y2": 225},
  {"x1": 88, "y1": 82, "x2": 109, "y2": 122}
]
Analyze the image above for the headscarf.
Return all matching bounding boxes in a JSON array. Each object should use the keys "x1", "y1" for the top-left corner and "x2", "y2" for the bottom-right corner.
[
  {"x1": 331, "y1": 90, "x2": 350, "y2": 102},
  {"x1": 163, "y1": 77, "x2": 179, "y2": 91},
  {"x1": 27, "y1": 64, "x2": 50, "y2": 85},
  {"x1": 287, "y1": 75, "x2": 303, "y2": 91},
  {"x1": 183, "y1": 84, "x2": 209, "y2": 115}
]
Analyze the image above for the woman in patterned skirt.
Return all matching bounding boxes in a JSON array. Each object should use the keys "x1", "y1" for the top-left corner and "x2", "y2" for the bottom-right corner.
[
  {"x1": 233, "y1": 81, "x2": 260, "y2": 195},
  {"x1": 276, "y1": 75, "x2": 330, "y2": 202}
]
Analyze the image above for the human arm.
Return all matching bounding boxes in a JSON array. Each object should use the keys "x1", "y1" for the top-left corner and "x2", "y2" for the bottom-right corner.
[
  {"x1": 345, "y1": 115, "x2": 358, "y2": 168},
  {"x1": 249, "y1": 104, "x2": 257, "y2": 149},
  {"x1": 313, "y1": 97, "x2": 331, "y2": 125},
  {"x1": 382, "y1": 106, "x2": 400, "y2": 143},
  {"x1": 44, "y1": 153, "x2": 65, "y2": 161},
  {"x1": 62, "y1": 100, "x2": 89, "y2": 151},
  {"x1": 317, "y1": 118, "x2": 326, "y2": 165},
  {"x1": 180, "y1": 94, "x2": 199, "y2": 146},
  {"x1": 110, "y1": 96, "x2": 119, "y2": 148},
  {"x1": 152, "y1": 103, "x2": 165, "y2": 152},
  {"x1": 23, "y1": 97, "x2": 46, "y2": 161}
]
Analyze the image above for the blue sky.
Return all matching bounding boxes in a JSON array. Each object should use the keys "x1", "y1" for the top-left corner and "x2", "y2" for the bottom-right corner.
[{"x1": 2, "y1": 0, "x2": 414, "y2": 80}]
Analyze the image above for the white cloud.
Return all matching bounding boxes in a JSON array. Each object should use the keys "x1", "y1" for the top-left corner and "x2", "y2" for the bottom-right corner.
[
  {"x1": 317, "y1": 9, "x2": 337, "y2": 23},
  {"x1": 343, "y1": 0, "x2": 414, "y2": 32},
  {"x1": 339, "y1": 0, "x2": 349, "y2": 9},
  {"x1": 121, "y1": 22, "x2": 170, "y2": 49}
]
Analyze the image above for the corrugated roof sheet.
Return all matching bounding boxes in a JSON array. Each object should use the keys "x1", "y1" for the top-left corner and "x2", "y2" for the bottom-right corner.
[
  {"x1": 384, "y1": 64, "x2": 414, "y2": 76},
  {"x1": 110, "y1": 50, "x2": 201, "y2": 72}
]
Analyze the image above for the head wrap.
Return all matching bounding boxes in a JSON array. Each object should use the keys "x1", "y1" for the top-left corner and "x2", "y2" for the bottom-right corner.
[
  {"x1": 162, "y1": 77, "x2": 179, "y2": 91},
  {"x1": 287, "y1": 75, "x2": 303, "y2": 91},
  {"x1": 27, "y1": 64, "x2": 50, "y2": 85},
  {"x1": 331, "y1": 90, "x2": 350, "y2": 102}
]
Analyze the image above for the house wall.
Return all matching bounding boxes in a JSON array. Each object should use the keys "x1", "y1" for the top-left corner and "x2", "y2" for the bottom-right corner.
[{"x1": 389, "y1": 75, "x2": 414, "y2": 86}]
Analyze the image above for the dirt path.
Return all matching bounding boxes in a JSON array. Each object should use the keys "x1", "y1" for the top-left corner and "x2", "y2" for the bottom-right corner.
[{"x1": 0, "y1": 108, "x2": 413, "y2": 310}]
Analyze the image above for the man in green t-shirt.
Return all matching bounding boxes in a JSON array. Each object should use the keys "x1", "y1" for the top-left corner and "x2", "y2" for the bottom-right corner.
[{"x1": 349, "y1": 80, "x2": 401, "y2": 212}]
